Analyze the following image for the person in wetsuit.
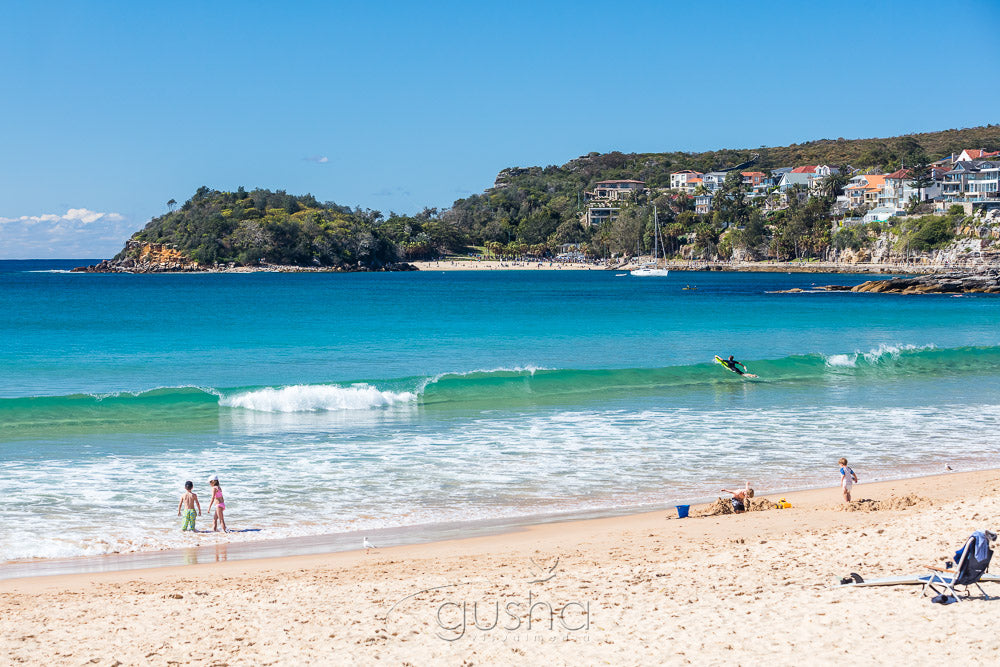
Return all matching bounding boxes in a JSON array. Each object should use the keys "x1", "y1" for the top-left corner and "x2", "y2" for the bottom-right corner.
[{"x1": 723, "y1": 355, "x2": 746, "y2": 375}]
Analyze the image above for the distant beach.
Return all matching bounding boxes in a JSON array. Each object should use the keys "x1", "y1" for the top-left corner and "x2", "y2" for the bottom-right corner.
[{"x1": 412, "y1": 258, "x2": 1000, "y2": 274}]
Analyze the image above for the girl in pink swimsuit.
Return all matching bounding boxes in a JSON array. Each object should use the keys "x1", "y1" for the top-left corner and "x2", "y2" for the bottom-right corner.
[{"x1": 207, "y1": 475, "x2": 228, "y2": 532}]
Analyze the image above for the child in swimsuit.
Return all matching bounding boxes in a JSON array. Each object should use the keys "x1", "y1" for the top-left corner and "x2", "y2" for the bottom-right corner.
[
  {"x1": 177, "y1": 481, "x2": 202, "y2": 531},
  {"x1": 839, "y1": 457, "x2": 858, "y2": 502},
  {"x1": 207, "y1": 475, "x2": 228, "y2": 532},
  {"x1": 722, "y1": 482, "x2": 755, "y2": 513}
]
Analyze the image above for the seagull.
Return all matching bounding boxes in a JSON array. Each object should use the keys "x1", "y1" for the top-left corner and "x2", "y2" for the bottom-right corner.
[
  {"x1": 945, "y1": 465, "x2": 953, "y2": 471},
  {"x1": 363, "y1": 537, "x2": 376, "y2": 553}
]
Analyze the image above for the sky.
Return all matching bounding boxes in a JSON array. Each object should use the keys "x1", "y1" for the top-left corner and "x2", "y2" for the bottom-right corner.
[{"x1": 1, "y1": 0, "x2": 998, "y2": 258}]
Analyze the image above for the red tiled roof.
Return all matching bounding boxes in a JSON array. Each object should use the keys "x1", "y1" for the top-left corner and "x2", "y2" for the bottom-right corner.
[
  {"x1": 741, "y1": 171, "x2": 765, "y2": 177},
  {"x1": 885, "y1": 168, "x2": 911, "y2": 179},
  {"x1": 790, "y1": 166, "x2": 817, "y2": 173},
  {"x1": 863, "y1": 175, "x2": 886, "y2": 190}
]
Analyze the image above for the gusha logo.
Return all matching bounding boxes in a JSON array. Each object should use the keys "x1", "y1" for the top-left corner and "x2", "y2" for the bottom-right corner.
[{"x1": 385, "y1": 555, "x2": 592, "y2": 643}]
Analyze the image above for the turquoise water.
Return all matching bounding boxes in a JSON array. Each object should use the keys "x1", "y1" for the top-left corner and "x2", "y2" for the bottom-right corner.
[{"x1": 2, "y1": 260, "x2": 1000, "y2": 561}]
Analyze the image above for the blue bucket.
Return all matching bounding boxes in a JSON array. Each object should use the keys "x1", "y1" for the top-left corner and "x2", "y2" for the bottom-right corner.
[{"x1": 675, "y1": 504, "x2": 690, "y2": 519}]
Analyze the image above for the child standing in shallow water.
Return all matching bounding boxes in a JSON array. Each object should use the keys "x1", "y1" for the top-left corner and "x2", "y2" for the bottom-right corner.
[
  {"x1": 177, "y1": 481, "x2": 201, "y2": 531},
  {"x1": 839, "y1": 457, "x2": 858, "y2": 502},
  {"x1": 207, "y1": 475, "x2": 227, "y2": 532}
]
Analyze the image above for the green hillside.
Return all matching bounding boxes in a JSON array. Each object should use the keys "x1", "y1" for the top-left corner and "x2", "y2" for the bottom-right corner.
[
  {"x1": 120, "y1": 125, "x2": 1000, "y2": 267},
  {"x1": 124, "y1": 186, "x2": 468, "y2": 268},
  {"x1": 440, "y1": 125, "x2": 1000, "y2": 256}
]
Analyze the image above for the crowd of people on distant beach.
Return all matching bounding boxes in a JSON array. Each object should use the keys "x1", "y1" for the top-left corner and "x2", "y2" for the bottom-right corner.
[{"x1": 177, "y1": 475, "x2": 227, "y2": 532}]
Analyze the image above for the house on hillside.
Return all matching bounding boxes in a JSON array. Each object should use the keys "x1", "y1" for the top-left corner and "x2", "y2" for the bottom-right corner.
[
  {"x1": 695, "y1": 193, "x2": 713, "y2": 215},
  {"x1": 957, "y1": 148, "x2": 1000, "y2": 162},
  {"x1": 863, "y1": 206, "x2": 898, "y2": 223},
  {"x1": 789, "y1": 165, "x2": 840, "y2": 177},
  {"x1": 700, "y1": 172, "x2": 728, "y2": 191},
  {"x1": 741, "y1": 171, "x2": 775, "y2": 198},
  {"x1": 585, "y1": 180, "x2": 646, "y2": 202},
  {"x1": 879, "y1": 169, "x2": 914, "y2": 212},
  {"x1": 582, "y1": 179, "x2": 646, "y2": 225},
  {"x1": 777, "y1": 171, "x2": 813, "y2": 192},
  {"x1": 670, "y1": 170, "x2": 703, "y2": 191},
  {"x1": 585, "y1": 205, "x2": 619, "y2": 226},
  {"x1": 940, "y1": 160, "x2": 1000, "y2": 207},
  {"x1": 843, "y1": 174, "x2": 887, "y2": 210}
]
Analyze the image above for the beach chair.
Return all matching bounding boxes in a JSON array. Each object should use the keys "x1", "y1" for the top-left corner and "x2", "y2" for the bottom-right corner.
[{"x1": 921, "y1": 530, "x2": 996, "y2": 602}]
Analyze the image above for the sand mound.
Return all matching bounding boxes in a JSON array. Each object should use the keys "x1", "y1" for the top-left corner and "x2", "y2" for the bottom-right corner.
[
  {"x1": 836, "y1": 494, "x2": 929, "y2": 512},
  {"x1": 700, "y1": 497, "x2": 778, "y2": 516}
]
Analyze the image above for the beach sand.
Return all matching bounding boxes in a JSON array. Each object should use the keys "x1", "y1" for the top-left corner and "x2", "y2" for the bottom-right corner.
[
  {"x1": 4, "y1": 470, "x2": 1000, "y2": 665},
  {"x1": 411, "y1": 259, "x2": 601, "y2": 271}
]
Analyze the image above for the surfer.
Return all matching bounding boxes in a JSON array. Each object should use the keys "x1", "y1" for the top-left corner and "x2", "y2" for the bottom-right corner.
[{"x1": 721, "y1": 355, "x2": 746, "y2": 375}]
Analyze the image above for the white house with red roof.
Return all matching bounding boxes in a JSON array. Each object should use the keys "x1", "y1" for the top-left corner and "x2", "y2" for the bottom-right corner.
[
  {"x1": 789, "y1": 165, "x2": 839, "y2": 177},
  {"x1": 957, "y1": 149, "x2": 1000, "y2": 162}
]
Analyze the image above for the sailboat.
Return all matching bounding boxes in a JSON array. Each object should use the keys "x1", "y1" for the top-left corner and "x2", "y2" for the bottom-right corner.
[{"x1": 631, "y1": 204, "x2": 670, "y2": 276}]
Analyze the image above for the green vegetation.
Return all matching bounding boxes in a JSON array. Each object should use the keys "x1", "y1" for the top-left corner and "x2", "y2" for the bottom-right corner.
[
  {"x1": 124, "y1": 187, "x2": 468, "y2": 268},
  {"x1": 895, "y1": 214, "x2": 958, "y2": 252},
  {"x1": 436, "y1": 125, "x2": 1000, "y2": 261},
  {"x1": 120, "y1": 125, "x2": 1000, "y2": 267}
]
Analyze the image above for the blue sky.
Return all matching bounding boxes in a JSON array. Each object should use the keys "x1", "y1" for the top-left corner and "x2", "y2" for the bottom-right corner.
[{"x1": 2, "y1": 0, "x2": 998, "y2": 258}]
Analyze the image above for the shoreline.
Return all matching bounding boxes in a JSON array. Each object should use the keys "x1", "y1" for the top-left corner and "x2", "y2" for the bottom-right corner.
[
  {"x1": 5, "y1": 468, "x2": 1000, "y2": 662},
  {"x1": 64, "y1": 258, "x2": 1000, "y2": 275},
  {"x1": 3, "y1": 465, "x2": 993, "y2": 584}
]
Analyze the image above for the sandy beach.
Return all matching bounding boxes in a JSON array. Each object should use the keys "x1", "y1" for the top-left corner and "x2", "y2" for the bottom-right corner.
[
  {"x1": 4, "y1": 469, "x2": 999, "y2": 665},
  {"x1": 409, "y1": 258, "x2": 998, "y2": 274},
  {"x1": 411, "y1": 259, "x2": 602, "y2": 271}
]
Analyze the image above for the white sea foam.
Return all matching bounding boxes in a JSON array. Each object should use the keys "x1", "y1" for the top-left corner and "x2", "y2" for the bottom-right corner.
[
  {"x1": 823, "y1": 343, "x2": 935, "y2": 368},
  {"x1": 417, "y1": 365, "x2": 551, "y2": 391},
  {"x1": 220, "y1": 384, "x2": 416, "y2": 412},
  {"x1": 825, "y1": 354, "x2": 856, "y2": 367},
  {"x1": 5, "y1": 399, "x2": 1000, "y2": 562}
]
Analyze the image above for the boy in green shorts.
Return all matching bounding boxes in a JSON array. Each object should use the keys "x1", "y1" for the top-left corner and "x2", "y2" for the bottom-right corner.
[{"x1": 177, "y1": 481, "x2": 202, "y2": 531}]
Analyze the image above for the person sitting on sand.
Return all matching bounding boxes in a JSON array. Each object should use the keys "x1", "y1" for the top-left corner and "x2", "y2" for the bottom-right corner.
[
  {"x1": 207, "y1": 475, "x2": 228, "y2": 533},
  {"x1": 177, "y1": 481, "x2": 201, "y2": 531},
  {"x1": 839, "y1": 458, "x2": 858, "y2": 503},
  {"x1": 722, "y1": 482, "x2": 754, "y2": 513}
]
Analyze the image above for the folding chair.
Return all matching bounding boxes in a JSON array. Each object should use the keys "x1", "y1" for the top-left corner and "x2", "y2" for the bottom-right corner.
[{"x1": 921, "y1": 531, "x2": 996, "y2": 602}]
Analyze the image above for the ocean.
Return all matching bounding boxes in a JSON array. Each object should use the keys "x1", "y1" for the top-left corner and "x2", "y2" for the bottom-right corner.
[{"x1": 2, "y1": 260, "x2": 999, "y2": 565}]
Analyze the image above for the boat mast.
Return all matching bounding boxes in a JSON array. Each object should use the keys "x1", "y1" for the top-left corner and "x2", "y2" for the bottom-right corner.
[{"x1": 653, "y1": 204, "x2": 658, "y2": 266}]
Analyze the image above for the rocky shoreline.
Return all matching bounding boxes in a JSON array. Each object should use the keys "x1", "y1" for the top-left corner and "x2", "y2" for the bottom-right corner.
[
  {"x1": 779, "y1": 270, "x2": 1000, "y2": 294},
  {"x1": 71, "y1": 241, "x2": 418, "y2": 274}
]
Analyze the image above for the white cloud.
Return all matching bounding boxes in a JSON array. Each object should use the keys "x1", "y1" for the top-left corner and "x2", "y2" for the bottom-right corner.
[
  {"x1": 304, "y1": 155, "x2": 329, "y2": 164},
  {"x1": 0, "y1": 208, "x2": 138, "y2": 259},
  {"x1": 64, "y1": 208, "x2": 107, "y2": 224}
]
